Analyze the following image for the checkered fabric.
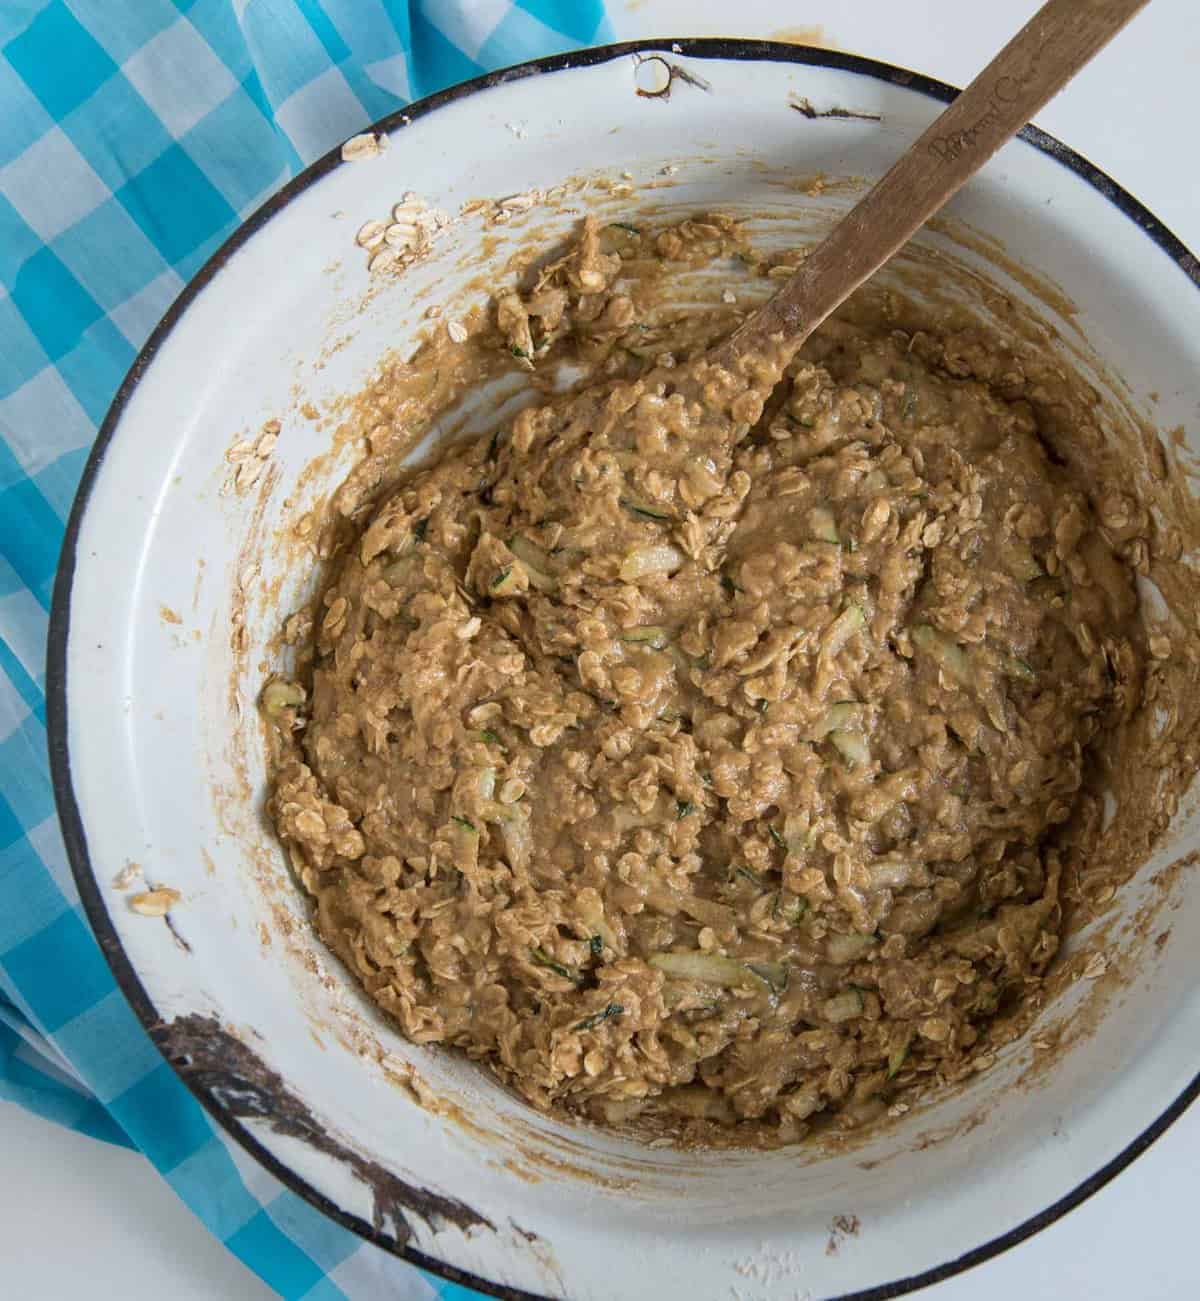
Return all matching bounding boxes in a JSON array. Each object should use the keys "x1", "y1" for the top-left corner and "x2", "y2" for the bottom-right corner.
[{"x1": 0, "y1": 3, "x2": 609, "y2": 1296}]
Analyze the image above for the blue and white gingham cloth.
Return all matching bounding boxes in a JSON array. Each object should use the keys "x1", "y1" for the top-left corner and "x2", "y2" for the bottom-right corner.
[{"x1": 0, "y1": 3, "x2": 609, "y2": 1296}]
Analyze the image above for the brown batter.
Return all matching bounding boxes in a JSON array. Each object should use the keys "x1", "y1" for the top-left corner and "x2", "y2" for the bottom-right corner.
[{"x1": 265, "y1": 215, "x2": 1154, "y2": 1143}]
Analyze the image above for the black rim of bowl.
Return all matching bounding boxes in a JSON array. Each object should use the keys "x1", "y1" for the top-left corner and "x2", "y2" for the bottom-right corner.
[{"x1": 46, "y1": 38, "x2": 1200, "y2": 1301}]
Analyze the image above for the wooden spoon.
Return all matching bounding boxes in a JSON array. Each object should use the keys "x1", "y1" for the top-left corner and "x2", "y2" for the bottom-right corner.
[
  {"x1": 716, "y1": 0, "x2": 1149, "y2": 369},
  {"x1": 479, "y1": 1, "x2": 1151, "y2": 569}
]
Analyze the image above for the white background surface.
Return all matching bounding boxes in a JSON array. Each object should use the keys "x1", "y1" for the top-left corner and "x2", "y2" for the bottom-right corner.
[{"x1": 3, "y1": 1, "x2": 1197, "y2": 1297}]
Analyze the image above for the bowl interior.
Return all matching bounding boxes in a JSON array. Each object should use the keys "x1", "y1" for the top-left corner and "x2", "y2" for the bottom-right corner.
[{"x1": 56, "y1": 44, "x2": 1200, "y2": 1301}]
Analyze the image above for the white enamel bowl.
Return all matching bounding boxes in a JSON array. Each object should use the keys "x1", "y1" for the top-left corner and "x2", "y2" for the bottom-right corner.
[{"x1": 49, "y1": 41, "x2": 1200, "y2": 1301}]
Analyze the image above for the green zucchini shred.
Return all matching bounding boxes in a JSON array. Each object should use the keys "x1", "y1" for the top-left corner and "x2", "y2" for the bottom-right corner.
[
  {"x1": 489, "y1": 566, "x2": 519, "y2": 595},
  {"x1": 530, "y1": 947, "x2": 581, "y2": 983},
  {"x1": 745, "y1": 962, "x2": 789, "y2": 998},
  {"x1": 619, "y1": 495, "x2": 674, "y2": 522},
  {"x1": 887, "y1": 1030, "x2": 913, "y2": 1080},
  {"x1": 573, "y1": 1003, "x2": 625, "y2": 1032},
  {"x1": 622, "y1": 625, "x2": 670, "y2": 649},
  {"x1": 773, "y1": 892, "x2": 808, "y2": 923}
]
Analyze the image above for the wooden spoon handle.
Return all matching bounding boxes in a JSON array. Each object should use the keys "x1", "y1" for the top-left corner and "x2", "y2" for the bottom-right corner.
[{"x1": 724, "y1": 0, "x2": 1150, "y2": 362}]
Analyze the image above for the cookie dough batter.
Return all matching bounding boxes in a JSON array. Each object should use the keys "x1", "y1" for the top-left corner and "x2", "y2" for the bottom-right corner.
[{"x1": 266, "y1": 216, "x2": 1147, "y2": 1141}]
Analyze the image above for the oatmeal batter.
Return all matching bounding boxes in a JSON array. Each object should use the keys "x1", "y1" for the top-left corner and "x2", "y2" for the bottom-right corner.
[{"x1": 266, "y1": 216, "x2": 1147, "y2": 1141}]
